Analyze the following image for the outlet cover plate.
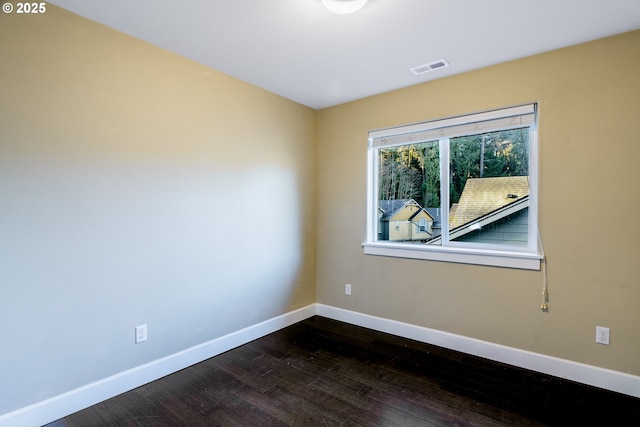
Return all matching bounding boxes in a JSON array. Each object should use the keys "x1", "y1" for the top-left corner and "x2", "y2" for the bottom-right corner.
[
  {"x1": 136, "y1": 324, "x2": 148, "y2": 344},
  {"x1": 596, "y1": 326, "x2": 610, "y2": 345}
]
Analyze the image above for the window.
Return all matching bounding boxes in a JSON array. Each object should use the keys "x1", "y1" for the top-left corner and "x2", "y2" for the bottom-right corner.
[{"x1": 364, "y1": 104, "x2": 541, "y2": 269}]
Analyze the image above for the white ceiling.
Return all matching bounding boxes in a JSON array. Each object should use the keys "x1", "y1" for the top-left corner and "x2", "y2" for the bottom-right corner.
[{"x1": 49, "y1": 0, "x2": 640, "y2": 110}]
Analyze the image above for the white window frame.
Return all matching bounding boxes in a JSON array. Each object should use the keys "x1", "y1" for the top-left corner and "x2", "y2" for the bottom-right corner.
[{"x1": 364, "y1": 104, "x2": 542, "y2": 270}]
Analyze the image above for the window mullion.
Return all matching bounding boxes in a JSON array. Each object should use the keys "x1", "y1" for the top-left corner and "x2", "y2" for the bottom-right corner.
[
  {"x1": 440, "y1": 137, "x2": 450, "y2": 245},
  {"x1": 528, "y1": 126, "x2": 539, "y2": 253},
  {"x1": 367, "y1": 142, "x2": 378, "y2": 243}
]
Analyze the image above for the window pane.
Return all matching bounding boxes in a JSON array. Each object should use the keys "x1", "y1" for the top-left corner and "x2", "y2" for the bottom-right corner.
[
  {"x1": 449, "y1": 128, "x2": 530, "y2": 246},
  {"x1": 377, "y1": 140, "x2": 441, "y2": 244}
]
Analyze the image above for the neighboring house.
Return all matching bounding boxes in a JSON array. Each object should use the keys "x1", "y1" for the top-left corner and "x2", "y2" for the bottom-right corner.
[
  {"x1": 378, "y1": 199, "x2": 434, "y2": 241},
  {"x1": 428, "y1": 176, "x2": 530, "y2": 246},
  {"x1": 425, "y1": 207, "x2": 443, "y2": 239}
]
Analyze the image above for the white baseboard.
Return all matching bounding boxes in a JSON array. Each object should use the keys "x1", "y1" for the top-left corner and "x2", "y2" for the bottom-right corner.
[
  {"x1": 316, "y1": 304, "x2": 640, "y2": 399},
  {"x1": 4, "y1": 302, "x2": 639, "y2": 427},
  {"x1": 0, "y1": 304, "x2": 316, "y2": 427}
]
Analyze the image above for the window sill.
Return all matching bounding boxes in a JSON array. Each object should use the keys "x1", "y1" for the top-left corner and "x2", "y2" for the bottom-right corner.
[{"x1": 362, "y1": 242, "x2": 542, "y2": 270}]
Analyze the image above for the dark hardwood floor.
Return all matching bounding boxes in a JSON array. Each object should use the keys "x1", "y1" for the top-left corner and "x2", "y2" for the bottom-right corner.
[{"x1": 46, "y1": 316, "x2": 640, "y2": 426}]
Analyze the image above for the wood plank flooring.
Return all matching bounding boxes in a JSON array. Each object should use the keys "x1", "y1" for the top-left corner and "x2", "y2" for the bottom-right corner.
[{"x1": 46, "y1": 316, "x2": 640, "y2": 426}]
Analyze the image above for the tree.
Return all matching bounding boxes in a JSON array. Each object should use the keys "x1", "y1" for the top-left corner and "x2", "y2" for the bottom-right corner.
[
  {"x1": 450, "y1": 128, "x2": 529, "y2": 204},
  {"x1": 378, "y1": 127, "x2": 528, "y2": 208},
  {"x1": 379, "y1": 141, "x2": 438, "y2": 208}
]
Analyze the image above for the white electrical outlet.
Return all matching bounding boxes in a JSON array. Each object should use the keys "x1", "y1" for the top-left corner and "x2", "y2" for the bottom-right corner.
[
  {"x1": 345, "y1": 283, "x2": 352, "y2": 295},
  {"x1": 595, "y1": 326, "x2": 609, "y2": 345},
  {"x1": 135, "y1": 324, "x2": 148, "y2": 344}
]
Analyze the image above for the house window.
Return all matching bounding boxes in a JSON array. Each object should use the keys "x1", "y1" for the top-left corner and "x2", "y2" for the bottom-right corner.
[{"x1": 364, "y1": 104, "x2": 541, "y2": 269}]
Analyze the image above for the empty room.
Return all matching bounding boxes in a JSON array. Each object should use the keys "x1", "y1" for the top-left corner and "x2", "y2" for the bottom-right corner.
[{"x1": 1, "y1": 1, "x2": 640, "y2": 426}]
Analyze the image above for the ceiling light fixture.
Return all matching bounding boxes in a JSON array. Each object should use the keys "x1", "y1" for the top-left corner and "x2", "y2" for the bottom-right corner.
[{"x1": 322, "y1": 0, "x2": 368, "y2": 15}]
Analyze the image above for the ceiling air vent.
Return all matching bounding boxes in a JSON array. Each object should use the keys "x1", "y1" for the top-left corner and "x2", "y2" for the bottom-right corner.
[{"x1": 410, "y1": 59, "x2": 450, "y2": 76}]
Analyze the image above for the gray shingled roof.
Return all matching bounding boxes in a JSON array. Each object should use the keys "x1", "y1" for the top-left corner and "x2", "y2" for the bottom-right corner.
[
  {"x1": 378, "y1": 199, "x2": 415, "y2": 221},
  {"x1": 425, "y1": 208, "x2": 442, "y2": 227}
]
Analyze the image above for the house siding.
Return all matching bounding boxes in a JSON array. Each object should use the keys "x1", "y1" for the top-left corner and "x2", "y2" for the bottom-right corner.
[
  {"x1": 385, "y1": 206, "x2": 433, "y2": 241},
  {"x1": 452, "y1": 208, "x2": 528, "y2": 246}
]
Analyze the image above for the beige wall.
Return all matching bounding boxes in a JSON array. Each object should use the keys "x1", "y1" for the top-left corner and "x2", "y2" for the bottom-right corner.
[
  {"x1": 0, "y1": 6, "x2": 316, "y2": 414},
  {"x1": 316, "y1": 31, "x2": 640, "y2": 375}
]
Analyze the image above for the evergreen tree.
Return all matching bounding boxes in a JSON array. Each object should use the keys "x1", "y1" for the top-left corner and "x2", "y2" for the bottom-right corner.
[{"x1": 378, "y1": 127, "x2": 528, "y2": 208}]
